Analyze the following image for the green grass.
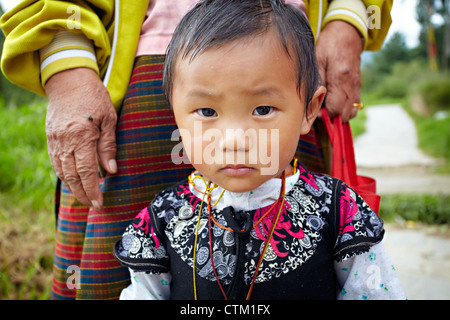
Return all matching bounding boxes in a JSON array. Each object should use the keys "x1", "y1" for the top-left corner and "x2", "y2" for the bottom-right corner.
[
  {"x1": 349, "y1": 104, "x2": 367, "y2": 138},
  {"x1": 356, "y1": 92, "x2": 450, "y2": 228},
  {"x1": 379, "y1": 194, "x2": 450, "y2": 226},
  {"x1": 418, "y1": 74, "x2": 450, "y2": 114},
  {"x1": 0, "y1": 101, "x2": 56, "y2": 210},
  {"x1": 0, "y1": 100, "x2": 55, "y2": 300},
  {"x1": 416, "y1": 116, "x2": 450, "y2": 172},
  {"x1": 402, "y1": 99, "x2": 450, "y2": 173},
  {"x1": 361, "y1": 69, "x2": 450, "y2": 174}
]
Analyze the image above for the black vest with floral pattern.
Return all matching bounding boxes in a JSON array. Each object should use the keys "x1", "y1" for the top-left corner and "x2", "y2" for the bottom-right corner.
[{"x1": 114, "y1": 164, "x2": 384, "y2": 300}]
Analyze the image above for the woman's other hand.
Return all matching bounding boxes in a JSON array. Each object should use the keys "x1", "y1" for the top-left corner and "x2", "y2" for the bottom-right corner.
[{"x1": 316, "y1": 20, "x2": 364, "y2": 122}]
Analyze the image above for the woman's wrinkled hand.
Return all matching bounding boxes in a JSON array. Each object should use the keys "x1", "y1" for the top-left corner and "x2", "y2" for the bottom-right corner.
[
  {"x1": 45, "y1": 68, "x2": 117, "y2": 211},
  {"x1": 316, "y1": 20, "x2": 364, "y2": 122}
]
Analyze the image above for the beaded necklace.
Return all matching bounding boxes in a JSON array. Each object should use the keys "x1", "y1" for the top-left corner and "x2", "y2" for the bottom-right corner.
[{"x1": 189, "y1": 166, "x2": 293, "y2": 300}]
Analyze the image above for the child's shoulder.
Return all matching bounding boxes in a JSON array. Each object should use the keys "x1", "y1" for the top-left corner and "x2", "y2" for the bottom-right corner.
[
  {"x1": 113, "y1": 179, "x2": 191, "y2": 273},
  {"x1": 295, "y1": 162, "x2": 367, "y2": 202},
  {"x1": 154, "y1": 178, "x2": 190, "y2": 198},
  {"x1": 150, "y1": 178, "x2": 192, "y2": 213},
  {"x1": 294, "y1": 162, "x2": 341, "y2": 198},
  {"x1": 295, "y1": 163, "x2": 384, "y2": 259}
]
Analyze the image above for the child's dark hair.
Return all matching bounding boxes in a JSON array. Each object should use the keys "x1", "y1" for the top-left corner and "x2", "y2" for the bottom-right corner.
[{"x1": 163, "y1": 0, "x2": 320, "y2": 114}]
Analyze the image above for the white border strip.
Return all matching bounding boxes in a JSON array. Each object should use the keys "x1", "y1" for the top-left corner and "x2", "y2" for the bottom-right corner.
[
  {"x1": 324, "y1": 8, "x2": 368, "y2": 32},
  {"x1": 40, "y1": 49, "x2": 97, "y2": 71},
  {"x1": 102, "y1": 0, "x2": 120, "y2": 87},
  {"x1": 316, "y1": 0, "x2": 323, "y2": 38}
]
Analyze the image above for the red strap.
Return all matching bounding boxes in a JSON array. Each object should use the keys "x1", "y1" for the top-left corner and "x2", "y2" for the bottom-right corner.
[
  {"x1": 321, "y1": 108, "x2": 356, "y2": 184},
  {"x1": 320, "y1": 108, "x2": 380, "y2": 213}
]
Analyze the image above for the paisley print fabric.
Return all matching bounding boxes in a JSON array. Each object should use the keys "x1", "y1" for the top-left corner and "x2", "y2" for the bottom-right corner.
[{"x1": 114, "y1": 163, "x2": 384, "y2": 287}]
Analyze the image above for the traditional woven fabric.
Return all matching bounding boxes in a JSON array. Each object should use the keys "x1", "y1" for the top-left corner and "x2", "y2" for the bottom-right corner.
[
  {"x1": 297, "y1": 119, "x2": 330, "y2": 174},
  {"x1": 51, "y1": 55, "x2": 192, "y2": 299},
  {"x1": 52, "y1": 180, "x2": 89, "y2": 299},
  {"x1": 51, "y1": 55, "x2": 329, "y2": 300}
]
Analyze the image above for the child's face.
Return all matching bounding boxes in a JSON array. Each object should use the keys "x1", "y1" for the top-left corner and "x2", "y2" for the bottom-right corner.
[{"x1": 172, "y1": 30, "x2": 325, "y2": 193}]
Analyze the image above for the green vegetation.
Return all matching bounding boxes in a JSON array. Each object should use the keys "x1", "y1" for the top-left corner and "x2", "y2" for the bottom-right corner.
[
  {"x1": 0, "y1": 100, "x2": 55, "y2": 300},
  {"x1": 418, "y1": 74, "x2": 450, "y2": 114},
  {"x1": 0, "y1": 5, "x2": 55, "y2": 298},
  {"x1": 360, "y1": 29, "x2": 450, "y2": 171},
  {"x1": 349, "y1": 105, "x2": 367, "y2": 138},
  {"x1": 0, "y1": 101, "x2": 55, "y2": 210},
  {"x1": 379, "y1": 194, "x2": 450, "y2": 225},
  {"x1": 357, "y1": 4, "x2": 450, "y2": 227},
  {"x1": 405, "y1": 101, "x2": 450, "y2": 173}
]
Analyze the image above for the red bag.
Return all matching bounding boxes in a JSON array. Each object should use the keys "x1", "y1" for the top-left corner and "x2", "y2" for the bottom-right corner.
[{"x1": 320, "y1": 108, "x2": 380, "y2": 214}]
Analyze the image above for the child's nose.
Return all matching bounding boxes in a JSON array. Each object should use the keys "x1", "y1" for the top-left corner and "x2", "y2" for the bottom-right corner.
[{"x1": 220, "y1": 128, "x2": 253, "y2": 152}]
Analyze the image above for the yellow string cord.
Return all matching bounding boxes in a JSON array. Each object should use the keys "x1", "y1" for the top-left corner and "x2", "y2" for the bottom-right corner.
[
  {"x1": 208, "y1": 189, "x2": 281, "y2": 233},
  {"x1": 192, "y1": 190, "x2": 206, "y2": 300},
  {"x1": 286, "y1": 157, "x2": 298, "y2": 176},
  {"x1": 191, "y1": 175, "x2": 222, "y2": 300},
  {"x1": 188, "y1": 172, "x2": 226, "y2": 206},
  {"x1": 190, "y1": 166, "x2": 291, "y2": 300}
]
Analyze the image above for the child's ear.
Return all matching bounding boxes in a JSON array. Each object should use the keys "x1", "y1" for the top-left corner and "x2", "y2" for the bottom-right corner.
[{"x1": 300, "y1": 85, "x2": 326, "y2": 135}]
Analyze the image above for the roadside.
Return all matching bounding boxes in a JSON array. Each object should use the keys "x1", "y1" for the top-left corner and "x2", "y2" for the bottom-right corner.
[
  {"x1": 383, "y1": 223, "x2": 450, "y2": 300},
  {"x1": 354, "y1": 104, "x2": 450, "y2": 300},
  {"x1": 359, "y1": 165, "x2": 450, "y2": 195}
]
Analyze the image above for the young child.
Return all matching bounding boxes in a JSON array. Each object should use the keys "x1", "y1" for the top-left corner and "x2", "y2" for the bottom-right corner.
[{"x1": 113, "y1": 0, "x2": 406, "y2": 300}]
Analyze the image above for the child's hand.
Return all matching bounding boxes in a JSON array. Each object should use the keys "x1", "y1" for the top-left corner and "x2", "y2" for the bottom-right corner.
[{"x1": 316, "y1": 20, "x2": 364, "y2": 122}]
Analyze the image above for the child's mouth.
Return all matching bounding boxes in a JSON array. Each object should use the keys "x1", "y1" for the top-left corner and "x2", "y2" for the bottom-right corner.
[{"x1": 220, "y1": 165, "x2": 255, "y2": 176}]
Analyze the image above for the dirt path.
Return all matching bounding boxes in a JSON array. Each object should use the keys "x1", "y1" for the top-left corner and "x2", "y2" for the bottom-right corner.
[
  {"x1": 354, "y1": 104, "x2": 436, "y2": 169},
  {"x1": 354, "y1": 103, "x2": 450, "y2": 195},
  {"x1": 359, "y1": 166, "x2": 450, "y2": 195},
  {"x1": 353, "y1": 104, "x2": 450, "y2": 300},
  {"x1": 383, "y1": 224, "x2": 450, "y2": 300}
]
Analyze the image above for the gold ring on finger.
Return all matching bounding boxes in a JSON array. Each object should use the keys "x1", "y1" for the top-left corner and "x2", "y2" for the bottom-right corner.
[{"x1": 353, "y1": 102, "x2": 364, "y2": 110}]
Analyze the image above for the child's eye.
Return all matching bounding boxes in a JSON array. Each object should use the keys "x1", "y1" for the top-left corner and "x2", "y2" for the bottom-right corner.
[
  {"x1": 196, "y1": 108, "x2": 217, "y2": 117},
  {"x1": 253, "y1": 106, "x2": 274, "y2": 116}
]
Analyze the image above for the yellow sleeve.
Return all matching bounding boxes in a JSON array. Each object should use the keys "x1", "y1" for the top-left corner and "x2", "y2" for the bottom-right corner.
[
  {"x1": 39, "y1": 30, "x2": 99, "y2": 87},
  {"x1": 322, "y1": 0, "x2": 393, "y2": 51},
  {"x1": 0, "y1": 0, "x2": 113, "y2": 96},
  {"x1": 362, "y1": 0, "x2": 393, "y2": 51}
]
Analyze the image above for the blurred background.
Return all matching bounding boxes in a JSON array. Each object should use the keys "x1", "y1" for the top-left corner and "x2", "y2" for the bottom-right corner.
[{"x1": 0, "y1": 0, "x2": 448, "y2": 300}]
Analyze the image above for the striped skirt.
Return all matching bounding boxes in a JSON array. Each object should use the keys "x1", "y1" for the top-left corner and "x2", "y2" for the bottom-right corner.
[{"x1": 51, "y1": 55, "x2": 329, "y2": 300}]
